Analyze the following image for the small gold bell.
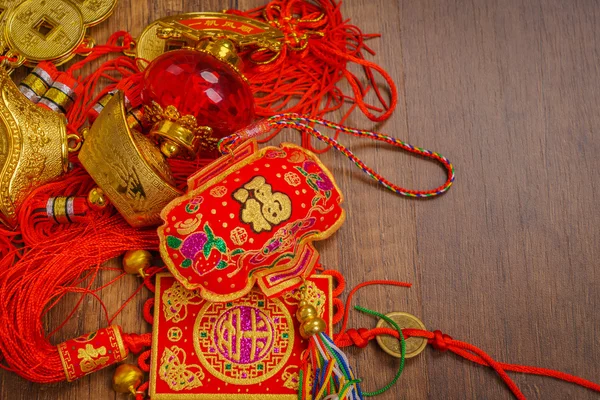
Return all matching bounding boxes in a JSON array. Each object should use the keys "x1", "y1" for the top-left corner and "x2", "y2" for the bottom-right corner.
[
  {"x1": 122, "y1": 250, "x2": 153, "y2": 277},
  {"x1": 112, "y1": 364, "x2": 144, "y2": 396},
  {"x1": 87, "y1": 187, "x2": 109, "y2": 211},
  {"x1": 160, "y1": 139, "x2": 181, "y2": 158}
]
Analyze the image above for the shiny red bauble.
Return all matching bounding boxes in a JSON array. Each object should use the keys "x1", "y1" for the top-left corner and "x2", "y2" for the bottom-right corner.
[{"x1": 141, "y1": 49, "x2": 255, "y2": 146}]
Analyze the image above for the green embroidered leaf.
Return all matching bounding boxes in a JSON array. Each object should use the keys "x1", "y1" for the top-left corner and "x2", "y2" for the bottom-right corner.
[
  {"x1": 203, "y1": 242, "x2": 212, "y2": 258},
  {"x1": 231, "y1": 248, "x2": 244, "y2": 256},
  {"x1": 325, "y1": 190, "x2": 331, "y2": 199},
  {"x1": 204, "y1": 223, "x2": 215, "y2": 243},
  {"x1": 312, "y1": 197, "x2": 319, "y2": 206},
  {"x1": 214, "y1": 238, "x2": 227, "y2": 253},
  {"x1": 181, "y1": 259, "x2": 192, "y2": 268},
  {"x1": 307, "y1": 180, "x2": 319, "y2": 192},
  {"x1": 167, "y1": 236, "x2": 183, "y2": 249},
  {"x1": 296, "y1": 166, "x2": 309, "y2": 176},
  {"x1": 216, "y1": 260, "x2": 228, "y2": 270}
]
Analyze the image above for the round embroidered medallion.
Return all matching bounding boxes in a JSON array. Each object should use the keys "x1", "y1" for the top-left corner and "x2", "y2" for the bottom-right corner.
[
  {"x1": 214, "y1": 305, "x2": 275, "y2": 364},
  {"x1": 194, "y1": 291, "x2": 294, "y2": 385}
]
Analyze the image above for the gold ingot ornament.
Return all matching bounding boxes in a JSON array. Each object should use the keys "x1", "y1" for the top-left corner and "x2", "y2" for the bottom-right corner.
[
  {"x1": 0, "y1": 67, "x2": 69, "y2": 228},
  {"x1": 79, "y1": 91, "x2": 182, "y2": 228}
]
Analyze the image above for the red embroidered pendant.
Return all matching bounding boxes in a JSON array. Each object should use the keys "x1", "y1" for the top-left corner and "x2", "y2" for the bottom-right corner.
[
  {"x1": 57, "y1": 326, "x2": 129, "y2": 382},
  {"x1": 149, "y1": 273, "x2": 333, "y2": 399},
  {"x1": 158, "y1": 140, "x2": 345, "y2": 301}
]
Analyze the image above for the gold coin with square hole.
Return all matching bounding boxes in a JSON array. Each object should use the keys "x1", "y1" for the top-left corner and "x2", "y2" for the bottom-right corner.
[
  {"x1": 77, "y1": 0, "x2": 118, "y2": 26},
  {"x1": 376, "y1": 312, "x2": 427, "y2": 358},
  {"x1": 4, "y1": 0, "x2": 85, "y2": 62}
]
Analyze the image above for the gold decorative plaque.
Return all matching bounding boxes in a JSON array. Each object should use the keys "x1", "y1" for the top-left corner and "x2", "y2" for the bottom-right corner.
[
  {"x1": 79, "y1": 91, "x2": 182, "y2": 228},
  {"x1": 0, "y1": 67, "x2": 68, "y2": 228},
  {"x1": 135, "y1": 12, "x2": 284, "y2": 70}
]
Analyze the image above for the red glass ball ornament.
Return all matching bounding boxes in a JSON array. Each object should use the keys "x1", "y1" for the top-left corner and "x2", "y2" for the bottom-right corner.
[{"x1": 141, "y1": 49, "x2": 255, "y2": 153}]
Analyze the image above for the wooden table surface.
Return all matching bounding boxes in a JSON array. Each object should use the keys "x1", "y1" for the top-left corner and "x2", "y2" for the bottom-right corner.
[{"x1": 2, "y1": 0, "x2": 599, "y2": 399}]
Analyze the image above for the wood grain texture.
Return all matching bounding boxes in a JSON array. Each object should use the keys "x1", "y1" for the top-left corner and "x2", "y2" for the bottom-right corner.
[{"x1": 1, "y1": 0, "x2": 599, "y2": 399}]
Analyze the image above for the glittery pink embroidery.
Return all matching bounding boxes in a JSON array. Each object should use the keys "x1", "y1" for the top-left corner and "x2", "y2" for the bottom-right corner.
[{"x1": 213, "y1": 306, "x2": 275, "y2": 364}]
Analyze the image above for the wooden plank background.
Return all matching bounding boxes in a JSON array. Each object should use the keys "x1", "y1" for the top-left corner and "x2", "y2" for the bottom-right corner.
[{"x1": 2, "y1": 0, "x2": 599, "y2": 399}]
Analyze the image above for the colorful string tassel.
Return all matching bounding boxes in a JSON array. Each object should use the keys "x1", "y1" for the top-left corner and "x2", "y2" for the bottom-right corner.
[
  {"x1": 300, "y1": 332, "x2": 364, "y2": 400},
  {"x1": 296, "y1": 287, "x2": 363, "y2": 399}
]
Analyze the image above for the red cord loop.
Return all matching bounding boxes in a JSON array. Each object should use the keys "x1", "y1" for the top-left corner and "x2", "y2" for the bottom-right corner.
[
  {"x1": 430, "y1": 330, "x2": 453, "y2": 352},
  {"x1": 346, "y1": 328, "x2": 371, "y2": 348},
  {"x1": 121, "y1": 333, "x2": 151, "y2": 354},
  {"x1": 332, "y1": 298, "x2": 344, "y2": 324},
  {"x1": 138, "y1": 350, "x2": 151, "y2": 372},
  {"x1": 322, "y1": 269, "x2": 345, "y2": 297},
  {"x1": 143, "y1": 298, "x2": 155, "y2": 325}
]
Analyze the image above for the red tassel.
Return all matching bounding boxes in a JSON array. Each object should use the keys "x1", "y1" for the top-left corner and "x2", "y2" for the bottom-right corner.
[
  {"x1": 0, "y1": 214, "x2": 158, "y2": 383},
  {"x1": 228, "y1": 0, "x2": 398, "y2": 153}
]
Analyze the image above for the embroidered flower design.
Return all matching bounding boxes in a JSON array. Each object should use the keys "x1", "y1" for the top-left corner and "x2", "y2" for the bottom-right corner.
[
  {"x1": 296, "y1": 160, "x2": 333, "y2": 204},
  {"x1": 167, "y1": 223, "x2": 229, "y2": 274}
]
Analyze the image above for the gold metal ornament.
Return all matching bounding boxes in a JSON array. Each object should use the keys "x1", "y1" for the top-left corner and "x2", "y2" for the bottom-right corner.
[
  {"x1": 87, "y1": 187, "x2": 109, "y2": 211},
  {"x1": 143, "y1": 102, "x2": 214, "y2": 158},
  {"x1": 296, "y1": 286, "x2": 327, "y2": 340},
  {"x1": 376, "y1": 312, "x2": 428, "y2": 359},
  {"x1": 300, "y1": 317, "x2": 327, "y2": 339},
  {"x1": 0, "y1": 67, "x2": 69, "y2": 228},
  {"x1": 112, "y1": 363, "x2": 144, "y2": 395},
  {"x1": 0, "y1": 0, "x2": 118, "y2": 67},
  {"x1": 122, "y1": 249, "x2": 152, "y2": 277},
  {"x1": 79, "y1": 91, "x2": 182, "y2": 228},
  {"x1": 134, "y1": 12, "x2": 285, "y2": 71}
]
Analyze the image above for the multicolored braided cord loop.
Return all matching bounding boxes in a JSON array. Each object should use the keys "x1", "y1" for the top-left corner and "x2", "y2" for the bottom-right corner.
[{"x1": 219, "y1": 113, "x2": 455, "y2": 198}]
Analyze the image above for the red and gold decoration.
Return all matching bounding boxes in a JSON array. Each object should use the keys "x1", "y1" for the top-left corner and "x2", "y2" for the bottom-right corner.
[
  {"x1": 0, "y1": 67, "x2": 70, "y2": 228},
  {"x1": 159, "y1": 140, "x2": 344, "y2": 301},
  {"x1": 149, "y1": 273, "x2": 333, "y2": 398},
  {"x1": 57, "y1": 325, "x2": 128, "y2": 382},
  {"x1": 0, "y1": 1, "x2": 597, "y2": 400}
]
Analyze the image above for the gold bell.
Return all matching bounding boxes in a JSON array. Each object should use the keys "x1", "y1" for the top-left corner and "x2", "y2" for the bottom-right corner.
[
  {"x1": 0, "y1": 67, "x2": 69, "y2": 228},
  {"x1": 79, "y1": 91, "x2": 182, "y2": 227},
  {"x1": 122, "y1": 250, "x2": 153, "y2": 277},
  {"x1": 112, "y1": 364, "x2": 144, "y2": 396},
  {"x1": 87, "y1": 187, "x2": 109, "y2": 211}
]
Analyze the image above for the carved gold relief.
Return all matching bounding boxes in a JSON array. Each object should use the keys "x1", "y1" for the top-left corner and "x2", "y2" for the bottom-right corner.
[
  {"x1": 79, "y1": 91, "x2": 182, "y2": 227},
  {"x1": 0, "y1": 67, "x2": 69, "y2": 227}
]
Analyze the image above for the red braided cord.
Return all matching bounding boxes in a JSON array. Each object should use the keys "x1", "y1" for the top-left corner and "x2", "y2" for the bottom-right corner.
[
  {"x1": 336, "y1": 327, "x2": 600, "y2": 399},
  {"x1": 143, "y1": 298, "x2": 155, "y2": 325},
  {"x1": 334, "y1": 281, "x2": 600, "y2": 399},
  {"x1": 138, "y1": 350, "x2": 151, "y2": 372},
  {"x1": 135, "y1": 381, "x2": 150, "y2": 400}
]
